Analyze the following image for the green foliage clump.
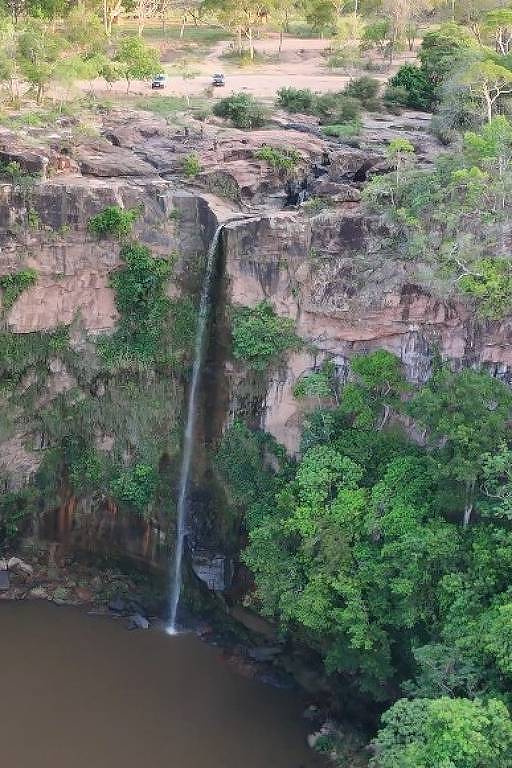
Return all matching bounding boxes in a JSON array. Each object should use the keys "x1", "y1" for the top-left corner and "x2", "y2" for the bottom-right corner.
[
  {"x1": 212, "y1": 92, "x2": 267, "y2": 129},
  {"x1": 294, "y1": 360, "x2": 336, "y2": 400},
  {"x1": 255, "y1": 145, "x2": 301, "y2": 172},
  {"x1": 0, "y1": 326, "x2": 70, "y2": 390},
  {"x1": 182, "y1": 152, "x2": 201, "y2": 177},
  {"x1": 0, "y1": 487, "x2": 40, "y2": 544},
  {"x1": 314, "y1": 92, "x2": 361, "y2": 124},
  {"x1": 231, "y1": 301, "x2": 301, "y2": 371},
  {"x1": 388, "y1": 24, "x2": 477, "y2": 112},
  {"x1": 388, "y1": 65, "x2": 434, "y2": 111},
  {"x1": 110, "y1": 463, "x2": 158, "y2": 517},
  {"x1": 276, "y1": 86, "x2": 315, "y2": 113},
  {"x1": 344, "y1": 76, "x2": 380, "y2": 110},
  {"x1": 98, "y1": 242, "x2": 173, "y2": 368},
  {"x1": 371, "y1": 697, "x2": 512, "y2": 768},
  {"x1": 0, "y1": 268, "x2": 37, "y2": 311},
  {"x1": 459, "y1": 258, "x2": 512, "y2": 318},
  {"x1": 88, "y1": 206, "x2": 138, "y2": 238}
]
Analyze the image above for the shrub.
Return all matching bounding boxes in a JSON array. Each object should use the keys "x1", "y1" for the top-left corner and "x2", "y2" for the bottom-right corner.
[
  {"x1": 459, "y1": 257, "x2": 512, "y2": 319},
  {"x1": 213, "y1": 92, "x2": 266, "y2": 129},
  {"x1": 231, "y1": 301, "x2": 301, "y2": 370},
  {"x1": 182, "y1": 152, "x2": 201, "y2": 177},
  {"x1": 88, "y1": 205, "x2": 139, "y2": 238},
  {"x1": 345, "y1": 76, "x2": 380, "y2": 110},
  {"x1": 389, "y1": 65, "x2": 434, "y2": 111},
  {"x1": 276, "y1": 86, "x2": 315, "y2": 113},
  {"x1": 382, "y1": 84, "x2": 409, "y2": 114},
  {"x1": 255, "y1": 145, "x2": 301, "y2": 171},
  {"x1": 314, "y1": 92, "x2": 361, "y2": 124},
  {"x1": 110, "y1": 463, "x2": 157, "y2": 517},
  {"x1": 0, "y1": 268, "x2": 37, "y2": 311}
]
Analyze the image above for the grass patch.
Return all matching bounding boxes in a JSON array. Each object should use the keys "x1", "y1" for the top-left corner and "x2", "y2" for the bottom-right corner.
[
  {"x1": 321, "y1": 119, "x2": 362, "y2": 138},
  {"x1": 255, "y1": 145, "x2": 301, "y2": 171}
]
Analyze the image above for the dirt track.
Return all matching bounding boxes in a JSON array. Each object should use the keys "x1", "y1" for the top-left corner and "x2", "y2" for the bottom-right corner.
[{"x1": 83, "y1": 35, "x2": 414, "y2": 101}]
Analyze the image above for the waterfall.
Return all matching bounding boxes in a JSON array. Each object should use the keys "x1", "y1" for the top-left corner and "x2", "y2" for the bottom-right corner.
[{"x1": 166, "y1": 223, "x2": 225, "y2": 634}]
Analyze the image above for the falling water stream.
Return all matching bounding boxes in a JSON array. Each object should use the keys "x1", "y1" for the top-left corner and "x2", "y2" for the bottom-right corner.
[{"x1": 167, "y1": 223, "x2": 226, "y2": 633}]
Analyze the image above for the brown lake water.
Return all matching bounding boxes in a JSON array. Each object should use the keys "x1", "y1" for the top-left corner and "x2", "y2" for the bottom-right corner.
[{"x1": 0, "y1": 601, "x2": 324, "y2": 768}]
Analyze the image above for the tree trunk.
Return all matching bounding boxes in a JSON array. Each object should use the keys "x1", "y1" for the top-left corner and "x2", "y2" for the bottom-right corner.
[
  {"x1": 278, "y1": 29, "x2": 283, "y2": 56},
  {"x1": 237, "y1": 26, "x2": 242, "y2": 55},
  {"x1": 180, "y1": 17, "x2": 185, "y2": 38},
  {"x1": 248, "y1": 26, "x2": 254, "y2": 59},
  {"x1": 103, "y1": 0, "x2": 110, "y2": 36}
]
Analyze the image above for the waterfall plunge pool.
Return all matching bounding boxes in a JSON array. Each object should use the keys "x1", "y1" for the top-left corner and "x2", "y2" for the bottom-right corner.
[{"x1": 0, "y1": 601, "x2": 325, "y2": 768}]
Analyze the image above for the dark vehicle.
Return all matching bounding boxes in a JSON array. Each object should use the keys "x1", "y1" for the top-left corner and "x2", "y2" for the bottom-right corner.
[
  {"x1": 151, "y1": 73, "x2": 168, "y2": 89},
  {"x1": 212, "y1": 73, "x2": 225, "y2": 87}
]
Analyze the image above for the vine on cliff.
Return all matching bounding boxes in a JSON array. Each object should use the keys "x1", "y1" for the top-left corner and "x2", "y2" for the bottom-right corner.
[{"x1": 0, "y1": 268, "x2": 37, "y2": 311}]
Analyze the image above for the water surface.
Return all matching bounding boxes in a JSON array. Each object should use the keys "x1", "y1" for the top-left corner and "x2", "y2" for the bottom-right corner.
[{"x1": 0, "y1": 601, "x2": 324, "y2": 768}]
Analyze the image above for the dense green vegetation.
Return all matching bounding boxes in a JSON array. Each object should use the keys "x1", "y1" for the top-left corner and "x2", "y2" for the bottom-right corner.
[
  {"x1": 218, "y1": 350, "x2": 512, "y2": 762},
  {"x1": 88, "y1": 206, "x2": 139, "y2": 238},
  {"x1": 212, "y1": 92, "x2": 267, "y2": 129},
  {"x1": 231, "y1": 301, "x2": 301, "y2": 371},
  {"x1": 98, "y1": 242, "x2": 196, "y2": 370},
  {"x1": 0, "y1": 268, "x2": 37, "y2": 311},
  {"x1": 255, "y1": 146, "x2": 301, "y2": 172}
]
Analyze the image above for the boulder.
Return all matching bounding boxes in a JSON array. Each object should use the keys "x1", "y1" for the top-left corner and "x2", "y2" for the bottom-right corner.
[
  {"x1": 309, "y1": 178, "x2": 361, "y2": 202},
  {"x1": 128, "y1": 613, "x2": 150, "y2": 630},
  {"x1": 328, "y1": 148, "x2": 383, "y2": 182},
  {"x1": 109, "y1": 596, "x2": 128, "y2": 614},
  {"x1": 247, "y1": 646, "x2": 282, "y2": 662},
  {"x1": 75, "y1": 142, "x2": 156, "y2": 177},
  {"x1": 8, "y1": 556, "x2": 34, "y2": 575}
]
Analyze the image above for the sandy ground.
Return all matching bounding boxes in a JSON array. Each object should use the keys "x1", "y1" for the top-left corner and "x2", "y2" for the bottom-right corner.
[{"x1": 82, "y1": 34, "x2": 416, "y2": 101}]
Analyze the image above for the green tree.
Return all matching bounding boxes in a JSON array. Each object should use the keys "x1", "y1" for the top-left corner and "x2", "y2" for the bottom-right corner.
[
  {"x1": 17, "y1": 19, "x2": 65, "y2": 102},
  {"x1": 409, "y1": 367, "x2": 512, "y2": 526},
  {"x1": 371, "y1": 697, "x2": 512, "y2": 768},
  {"x1": 461, "y1": 59, "x2": 512, "y2": 124},
  {"x1": 114, "y1": 35, "x2": 160, "y2": 93}
]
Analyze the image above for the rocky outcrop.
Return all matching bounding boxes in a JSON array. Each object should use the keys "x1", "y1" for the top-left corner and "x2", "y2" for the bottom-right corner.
[{"x1": 0, "y1": 104, "x2": 511, "y2": 558}]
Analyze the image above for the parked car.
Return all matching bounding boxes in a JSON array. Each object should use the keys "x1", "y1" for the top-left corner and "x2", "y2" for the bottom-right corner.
[
  {"x1": 151, "y1": 73, "x2": 168, "y2": 89},
  {"x1": 212, "y1": 73, "x2": 225, "y2": 87}
]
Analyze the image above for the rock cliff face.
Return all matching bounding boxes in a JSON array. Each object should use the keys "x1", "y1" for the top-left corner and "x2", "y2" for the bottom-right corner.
[{"x1": 1, "y1": 106, "x2": 511, "y2": 564}]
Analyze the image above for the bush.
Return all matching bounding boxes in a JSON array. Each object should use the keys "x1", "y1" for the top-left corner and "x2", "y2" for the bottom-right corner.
[
  {"x1": 110, "y1": 463, "x2": 157, "y2": 517},
  {"x1": 382, "y1": 85, "x2": 409, "y2": 114},
  {"x1": 345, "y1": 76, "x2": 381, "y2": 110},
  {"x1": 182, "y1": 152, "x2": 201, "y2": 177},
  {"x1": 231, "y1": 301, "x2": 301, "y2": 370},
  {"x1": 276, "y1": 86, "x2": 315, "y2": 113},
  {"x1": 213, "y1": 92, "x2": 266, "y2": 129},
  {"x1": 389, "y1": 65, "x2": 435, "y2": 111},
  {"x1": 0, "y1": 268, "x2": 37, "y2": 311},
  {"x1": 255, "y1": 145, "x2": 301, "y2": 171},
  {"x1": 88, "y1": 205, "x2": 139, "y2": 238},
  {"x1": 314, "y1": 92, "x2": 361, "y2": 124}
]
